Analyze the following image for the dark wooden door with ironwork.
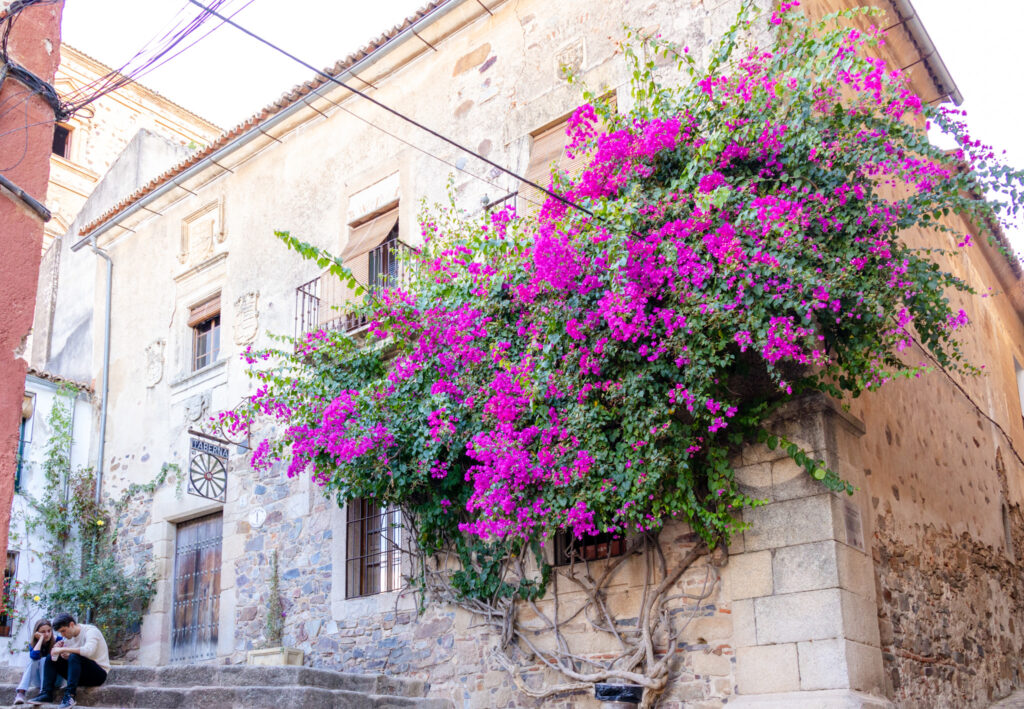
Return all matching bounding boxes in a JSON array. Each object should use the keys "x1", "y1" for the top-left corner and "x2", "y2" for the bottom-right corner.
[{"x1": 171, "y1": 513, "x2": 222, "y2": 663}]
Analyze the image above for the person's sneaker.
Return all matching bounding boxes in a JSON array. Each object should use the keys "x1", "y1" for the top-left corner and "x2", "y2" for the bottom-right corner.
[
  {"x1": 26, "y1": 693, "x2": 52, "y2": 706},
  {"x1": 13, "y1": 689, "x2": 26, "y2": 704},
  {"x1": 57, "y1": 695, "x2": 76, "y2": 708}
]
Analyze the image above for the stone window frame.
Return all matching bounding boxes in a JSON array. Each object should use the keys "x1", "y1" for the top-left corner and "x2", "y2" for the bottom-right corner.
[
  {"x1": 344, "y1": 498, "x2": 403, "y2": 599},
  {"x1": 178, "y1": 199, "x2": 225, "y2": 265},
  {"x1": 145, "y1": 501, "x2": 228, "y2": 665},
  {"x1": 189, "y1": 293, "x2": 222, "y2": 373},
  {"x1": 330, "y1": 502, "x2": 415, "y2": 619},
  {"x1": 551, "y1": 529, "x2": 628, "y2": 567},
  {"x1": 51, "y1": 123, "x2": 73, "y2": 159}
]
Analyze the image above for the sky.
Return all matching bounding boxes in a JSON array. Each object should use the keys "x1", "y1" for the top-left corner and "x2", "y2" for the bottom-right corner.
[{"x1": 61, "y1": 0, "x2": 1024, "y2": 255}]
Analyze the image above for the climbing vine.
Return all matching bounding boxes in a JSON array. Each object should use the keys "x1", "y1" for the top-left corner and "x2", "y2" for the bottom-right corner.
[
  {"x1": 21, "y1": 386, "x2": 172, "y2": 653},
  {"x1": 228, "y1": 2, "x2": 1023, "y2": 702}
]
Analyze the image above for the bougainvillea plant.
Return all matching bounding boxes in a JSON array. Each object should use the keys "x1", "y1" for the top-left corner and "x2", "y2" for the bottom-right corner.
[{"x1": 227, "y1": 1, "x2": 1023, "y2": 699}]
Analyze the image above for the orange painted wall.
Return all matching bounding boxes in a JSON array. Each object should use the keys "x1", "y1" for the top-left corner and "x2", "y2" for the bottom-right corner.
[{"x1": 0, "y1": 0, "x2": 65, "y2": 555}]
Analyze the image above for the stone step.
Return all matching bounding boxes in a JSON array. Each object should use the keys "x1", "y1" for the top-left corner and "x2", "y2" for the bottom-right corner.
[
  {"x1": 0, "y1": 665, "x2": 426, "y2": 697},
  {"x1": 0, "y1": 683, "x2": 453, "y2": 709}
]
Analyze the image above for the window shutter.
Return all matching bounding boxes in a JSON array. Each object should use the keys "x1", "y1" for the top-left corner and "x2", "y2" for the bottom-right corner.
[
  {"x1": 520, "y1": 123, "x2": 568, "y2": 216},
  {"x1": 520, "y1": 100, "x2": 616, "y2": 217},
  {"x1": 519, "y1": 121, "x2": 594, "y2": 216},
  {"x1": 340, "y1": 208, "x2": 399, "y2": 262},
  {"x1": 188, "y1": 294, "x2": 221, "y2": 327}
]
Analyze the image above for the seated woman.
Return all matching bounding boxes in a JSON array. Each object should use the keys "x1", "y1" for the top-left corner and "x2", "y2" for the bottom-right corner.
[{"x1": 13, "y1": 618, "x2": 63, "y2": 705}]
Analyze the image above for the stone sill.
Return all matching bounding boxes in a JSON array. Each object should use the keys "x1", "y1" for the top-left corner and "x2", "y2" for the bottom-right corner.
[{"x1": 169, "y1": 358, "x2": 228, "y2": 392}]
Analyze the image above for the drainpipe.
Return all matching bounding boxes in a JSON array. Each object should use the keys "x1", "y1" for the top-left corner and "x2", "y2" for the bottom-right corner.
[{"x1": 89, "y1": 239, "x2": 112, "y2": 507}]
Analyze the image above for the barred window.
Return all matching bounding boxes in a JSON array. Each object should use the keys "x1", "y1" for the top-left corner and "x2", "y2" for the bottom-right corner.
[
  {"x1": 553, "y1": 530, "x2": 627, "y2": 566},
  {"x1": 346, "y1": 498, "x2": 401, "y2": 598}
]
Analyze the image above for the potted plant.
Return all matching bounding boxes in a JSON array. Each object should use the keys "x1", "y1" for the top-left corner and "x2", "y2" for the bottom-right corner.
[{"x1": 246, "y1": 551, "x2": 303, "y2": 666}]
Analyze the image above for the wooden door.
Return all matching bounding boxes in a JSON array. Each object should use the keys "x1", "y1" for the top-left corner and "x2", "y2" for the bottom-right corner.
[{"x1": 171, "y1": 513, "x2": 222, "y2": 663}]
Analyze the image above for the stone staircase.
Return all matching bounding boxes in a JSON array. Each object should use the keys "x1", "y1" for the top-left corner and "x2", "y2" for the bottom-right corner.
[{"x1": 0, "y1": 664, "x2": 453, "y2": 708}]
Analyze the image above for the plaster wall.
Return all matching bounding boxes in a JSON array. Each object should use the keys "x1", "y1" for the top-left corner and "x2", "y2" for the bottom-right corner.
[
  {"x1": 35, "y1": 129, "x2": 194, "y2": 384},
  {"x1": 31, "y1": 0, "x2": 1024, "y2": 706},
  {"x1": 0, "y1": 0, "x2": 64, "y2": 559},
  {"x1": 848, "y1": 217, "x2": 1024, "y2": 705},
  {"x1": 42, "y1": 45, "x2": 221, "y2": 249}
]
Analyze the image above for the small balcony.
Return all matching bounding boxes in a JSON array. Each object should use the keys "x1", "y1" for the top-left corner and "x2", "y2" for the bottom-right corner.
[{"x1": 294, "y1": 239, "x2": 413, "y2": 338}]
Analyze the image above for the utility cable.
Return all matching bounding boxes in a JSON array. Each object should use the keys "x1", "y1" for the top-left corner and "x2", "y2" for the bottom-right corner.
[
  {"x1": 909, "y1": 333, "x2": 1024, "y2": 471},
  {"x1": 185, "y1": 0, "x2": 594, "y2": 219},
  {"x1": 60, "y1": 0, "x2": 243, "y2": 116}
]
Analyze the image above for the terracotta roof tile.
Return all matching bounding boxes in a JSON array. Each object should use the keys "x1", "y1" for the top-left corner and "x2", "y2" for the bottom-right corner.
[
  {"x1": 27, "y1": 366, "x2": 94, "y2": 394},
  {"x1": 79, "y1": 0, "x2": 448, "y2": 237},
  {"x1": 60, "y1": 44, "x2": 223, "y2": 132}
]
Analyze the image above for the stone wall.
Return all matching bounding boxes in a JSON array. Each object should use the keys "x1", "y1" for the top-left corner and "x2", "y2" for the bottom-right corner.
[
  {"x1": 873, "y1": 452, "x2": 1024, "y2": 708},
  {"x1": 164, "y1": 395, "x2": 880, "y2": 709},
  {"x1": 223, "y1": 456, "x2": 738, "y2": 708}
]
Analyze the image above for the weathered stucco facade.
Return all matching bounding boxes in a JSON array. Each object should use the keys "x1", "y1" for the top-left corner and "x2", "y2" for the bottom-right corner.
[
  {"x1": 26, "y1": 0, "x2": 1024, "y2": 706},
  {"x1": 43, "y1": 45, "x2": 221, "y2": 250},
  {"x1": 0, "y1": 0, "x2": 64, "y2": 560}
]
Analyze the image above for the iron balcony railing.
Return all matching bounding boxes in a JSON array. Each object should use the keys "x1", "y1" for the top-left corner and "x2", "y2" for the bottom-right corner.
[{"x1": 295, "y1": 239, "x2": 413, "y2": 338}]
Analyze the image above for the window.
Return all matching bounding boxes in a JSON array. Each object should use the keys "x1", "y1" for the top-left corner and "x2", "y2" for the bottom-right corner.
[
  {"x1": 189, "y1": 295, "x2": 221, "y2": 371},
  {"x1": 16, "y1": 394, "x2": 33, "y2": 493},
  {"x1": 553, "y1": 530, "x2": 627, "y2": 566},
  {"x1": 519, "y1": 119, "x2": 588, "y2": 216},
  {"x1": 336, "y1": 206, "x2": 401, "y2": 332},
  {"x1": 341, "y1": 206, "x2": 400, "y2": 292},
  {"x1": 520, "y1": 100, "x2": 616, "y2": 217},
  {"x1": 345, "y1": 498, "x2": 401, "y2": 598},
  {"x1": 1015, "y1": 358, "x2": 1024, "y2": 426},
  {"x1": 0, "y1": 553, "x2": 18, "y2": 637},
  {"x1": 52, "y1": 124, "x2": 71, "y2": 158}
]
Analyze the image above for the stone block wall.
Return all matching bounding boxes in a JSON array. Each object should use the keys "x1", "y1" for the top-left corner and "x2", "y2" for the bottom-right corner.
[
  {"x1": 725, "y1": 396, "x2": 890, "y2": 708},
  {"x1": 227, "y1": 470, "x2": 739, "y2": 708},
  {"x1": 93, "y1": 393, "x2": 908, "y2": 708},
  {"x1": 873, "y1": 507, "x2": 1024, "y2": 707}
]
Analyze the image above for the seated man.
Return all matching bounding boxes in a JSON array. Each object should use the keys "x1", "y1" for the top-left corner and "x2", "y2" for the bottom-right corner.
[{"x1": 29, "y1": 612, "x2": 109, "y2": 708}]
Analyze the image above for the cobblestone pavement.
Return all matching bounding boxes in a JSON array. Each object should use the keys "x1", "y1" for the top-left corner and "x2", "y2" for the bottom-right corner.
[{"x1": 991, "y1": 690, "x2": 1024, "y2": 707}]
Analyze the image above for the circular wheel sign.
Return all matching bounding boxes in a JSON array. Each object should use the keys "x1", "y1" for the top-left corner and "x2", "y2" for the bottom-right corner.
[{"x1": 189, "y1": 451, "x2": 227, "y2": 501}]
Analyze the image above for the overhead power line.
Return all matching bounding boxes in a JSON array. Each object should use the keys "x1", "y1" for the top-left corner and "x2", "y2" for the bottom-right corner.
[
  {"x1": 61, "y1": 0, "x2": 252, "y2": 117},
  {"x1": 0, "y1": 0, "x2": 245, "y2": 178},
  {"x1": 184, "y1": 0, "x2": 594, "y2": 219}
]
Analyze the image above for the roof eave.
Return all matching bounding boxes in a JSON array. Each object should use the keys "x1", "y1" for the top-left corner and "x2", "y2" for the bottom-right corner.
[
  {"x1": 889, "y1": 0, "x2": 963, "y2": 106},
  {"x1": 74, "y1": 0, "x2": 472, "y2": 249}
]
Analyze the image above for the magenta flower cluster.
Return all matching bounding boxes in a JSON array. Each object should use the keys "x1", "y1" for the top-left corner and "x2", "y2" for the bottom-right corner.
[{"x1": 234, "y1": 2, "x2": 1014, "y2": 557}]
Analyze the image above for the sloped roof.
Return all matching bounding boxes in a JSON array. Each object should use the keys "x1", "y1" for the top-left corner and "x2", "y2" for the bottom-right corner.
[
  {"x1": 78, "y1": 1, "x2": 448, "y2": 237},
  {"x1": 59, "y1": 43, "x2": 223, "y2": 133},
  {"x1": 26, "y1": 366, "x2": 93, "y2": 394}
]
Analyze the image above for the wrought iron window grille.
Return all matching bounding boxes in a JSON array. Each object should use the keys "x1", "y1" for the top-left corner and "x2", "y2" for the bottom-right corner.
[
  {"x1": 294, "y1": 236, "x2": 413, "y2": 339},
  {"x1": 345, "y1": 498, "x2": 402, "y2": 598},
  {"x1": 552, "y1": 530, "x2": 627, "y2": 567}
]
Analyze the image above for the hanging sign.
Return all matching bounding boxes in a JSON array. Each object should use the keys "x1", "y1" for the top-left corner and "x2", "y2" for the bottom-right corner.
[{"x1": 188, "y1": 437, "x2": 228, "y2": 502}]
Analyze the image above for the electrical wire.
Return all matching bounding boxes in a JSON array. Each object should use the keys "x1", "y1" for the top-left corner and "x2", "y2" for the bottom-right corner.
[
  {"x1": 185, "y1": 0, "x2": 595, "y2": 220},
  {"x1": 909, "y1": 333, "x2": 1024, "y2": 471},
  {"x1": 59, "y1": 0, "x2": 247, "y2": 116},
  {"x1": 0, "y1": 0, "x2": 249, "y2": 174},
  {"x1": 0, "y1": 86, "x2": 35, "y2": 171},
  {"x1": 125, "y1": 0, "x2": 258, "y2": 88}
]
